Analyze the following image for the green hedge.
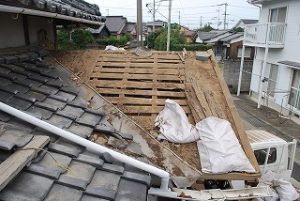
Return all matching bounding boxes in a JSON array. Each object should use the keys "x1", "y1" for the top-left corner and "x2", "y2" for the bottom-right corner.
[
  {"x1": 96, "y1": 35, "x2": 130, "y2": 46},
  {"x1": 171, "y1": 44, "x2": 212, "y2": 51}
]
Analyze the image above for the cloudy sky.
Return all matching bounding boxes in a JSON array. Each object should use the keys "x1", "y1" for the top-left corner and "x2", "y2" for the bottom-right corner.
[{"x1": 86, "y1": 0, "x2": 260, "y2": 29}]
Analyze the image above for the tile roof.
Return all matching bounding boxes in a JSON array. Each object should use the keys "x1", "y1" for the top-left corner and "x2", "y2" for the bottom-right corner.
[
  {"x1": 0, "y1": 48, "x2": 151, "y2": 201},
  {"x1": 105, "y1": 16, "x2": 127, "y2": 34},
  {"x1": 0, "y1": 0, "x2": 104, "y2": 23}
]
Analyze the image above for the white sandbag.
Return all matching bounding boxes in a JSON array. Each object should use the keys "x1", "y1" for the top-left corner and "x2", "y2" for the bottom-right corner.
[
  {"x1": 196, "y1": 117, "x2": 255, "y2": 173},
  {"x1": 273, "y1": 179, "x2": 299, "y2": 201},
  {"x1": 155, "y1": 99, "x2": 200, "y2": 143},
  {"x1": 105, "y1": 45, "x2": 126, "y2": 51}
]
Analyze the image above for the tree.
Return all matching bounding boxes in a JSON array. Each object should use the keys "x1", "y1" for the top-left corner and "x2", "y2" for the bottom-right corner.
[
  {"x1": 154, "y1": 28, "x2": 186, "y2": 50},
  {"x1": 198, "y1": 24, "x2": 214, "y2": 32},
  {"x1": 232, "y1": 27, "x2": 244, "y2": 33},
  {"x1": 72, "y1": 29, "x2": 94, "y2": 49}
]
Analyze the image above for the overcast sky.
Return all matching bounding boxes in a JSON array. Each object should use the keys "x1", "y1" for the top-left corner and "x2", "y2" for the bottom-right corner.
[{"x1": 86, "y1": 0, "x2": 259, "y2": 29}]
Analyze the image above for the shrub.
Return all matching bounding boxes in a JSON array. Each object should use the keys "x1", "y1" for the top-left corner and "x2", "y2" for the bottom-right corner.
[
  {"x1": 171, "y1": 44, "x2": 212, "y2": 51},
  {"x1": 153, "y1": 28, "x2": 186, "y2": 51},
  {"x1": 57, "y1": 28, "x2": 94, "y2": 50},
  {"x1": 96, "y1": 35, "x2": 130, "y2": 46}
]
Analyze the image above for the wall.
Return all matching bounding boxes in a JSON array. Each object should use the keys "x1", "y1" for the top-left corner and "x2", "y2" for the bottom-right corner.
[
  {"x1": 0, "y1": 13, "x2": 55, "y2": 49},
  {"x1": 27, "y1": 16, "x2": 56, "y2": 49},
  {"x1": 0, "y1": 13, "x2": 26, "y2": 48},
  {"x1": 250, "y1": 0, "x2": 300, "y2": 112},
  {"x1": 227, "y1": 41, "x2": 255, "y2": 60},
  {"x1": 223, "y1": 60, "x2": 253, "y2": 93}
]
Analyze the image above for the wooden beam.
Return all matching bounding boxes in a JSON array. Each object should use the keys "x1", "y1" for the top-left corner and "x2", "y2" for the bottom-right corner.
[
  {"x1": 0, "y1": 136, "x2": 50, "y2": 191},
  {"x1": 22, "y1": 15, "x2": 30, "y2": 45}
]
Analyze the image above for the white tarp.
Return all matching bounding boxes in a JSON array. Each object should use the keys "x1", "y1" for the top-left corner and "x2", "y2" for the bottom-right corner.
[
  {"x1": 196, "y1": 117, "x2": 255, "y2": 173},
  {"x1": 155, "y1": 99, "x2": 255, "y2": 173},
  {"x1": 155, "y1": 99, "x2": 200, "y2": 143}
]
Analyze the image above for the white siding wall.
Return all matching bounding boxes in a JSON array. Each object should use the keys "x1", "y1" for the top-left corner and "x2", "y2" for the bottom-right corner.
[{"x1": 250, "y1": 0, "x2": 300, "y2": 109}]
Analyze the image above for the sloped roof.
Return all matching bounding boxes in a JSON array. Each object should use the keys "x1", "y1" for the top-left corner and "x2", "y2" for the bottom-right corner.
[
  {"x1": 105, "y1": 16, "x2": 127, "y2": 34},
  {"x1": 0, "y1": 0, "x2": 103, "y2": 25},
  {"x1": 0, "y1": 48, "x2": 150, "y2": 201},
  {"x1": 123, "y1": 22, "x2": 136, "y2": 33},
  {"x1": 240, "y1": 19, "x2": 259, "y2": 24},
  {"x1": 220, "y1": 32, "x2": 244, "y2": 43},
  {"x1": 87, "y1": 24, "x2": 110, "y2": 35}
]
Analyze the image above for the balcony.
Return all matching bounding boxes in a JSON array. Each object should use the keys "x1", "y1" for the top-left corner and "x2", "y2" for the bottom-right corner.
[{"x1": 244, "y1": 23, "x2": 287, "y2": 48}]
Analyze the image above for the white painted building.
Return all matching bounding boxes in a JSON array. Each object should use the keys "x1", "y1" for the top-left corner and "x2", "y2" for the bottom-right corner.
[{"x1": 238, "y1": 0, "x2": 300, "y2": 118}]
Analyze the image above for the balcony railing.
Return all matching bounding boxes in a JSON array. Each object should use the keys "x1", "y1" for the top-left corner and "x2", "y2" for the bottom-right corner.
[{"x1": 244, "y1": 23, "x2": 287, "y2": 47}]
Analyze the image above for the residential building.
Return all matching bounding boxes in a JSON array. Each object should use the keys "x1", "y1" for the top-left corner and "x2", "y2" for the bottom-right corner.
[
  {"x1": 123, "y1": 22, "x2": 137, "y2": 38},
  {"x1": 145, "y1": 20, "x2": 166, "y2": 33},
  {"x1": 238, "y1": 0, "x2": 300, "y2": 118},
  {"x1": 105, "y1": 16, "x2": 127, "y2": 37},
  {"x1": 0, "y1": 0, "x2": 104, "y2": 50},
  {"x1": 234, "y1": 19, "x2": 259, "y2": 29},
  {"x1": 87, "y1": 24, "x2": 111, "y2": 39},
  {"x1": 180, "y1": 26, "x2": 194, "y2": 44}
]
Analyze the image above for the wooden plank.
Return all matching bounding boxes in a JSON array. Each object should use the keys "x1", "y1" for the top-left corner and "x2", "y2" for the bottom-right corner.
[
  {"x1": 96, "y1": 88, "x2": 187, "y2": 98},
  {"x1": 208, "y1": 50, "x2": 260, "y2": 173},
  {"x1": 105, "y1": 96, "x2": 188, "y2": 105},
  {"x1": 91, "y1": 79, "x2": 185, "y2": 90},
  {"x1": 122, "y1": 105, "x2": 191, "y2": 114},
  {"x1": 95, "y1": 67, "x2": 185, "y2": 75},
  {"x1": 91, "y1": 72, "x2": 184, "y2": 81},
  {"x1": 97, "y1": 62, "x2": 184, "y2": 69},
  {"x1": 0, "y1": 135, "x2": 50, "y2": 191}
]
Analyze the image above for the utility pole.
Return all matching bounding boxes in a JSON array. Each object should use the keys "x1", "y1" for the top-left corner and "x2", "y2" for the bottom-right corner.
[
  {"x1": 223, "y1": 3, "x2": 228, "y2": 29},
  {"x1": 178, "y1": 10, "x2": 181, "y2": 26},
  {"x1": 200, "y1": 16, "x2": 203, "y2": 28},
  {"x1": 217, "y1": 8, "x2": 221, "y2": 29},
  {"x1": 167, "y1": 0, "x2": 172, "y2": 51},
  {"x1": 152, "y1": 0, "x2": 155, "y2": 32},
  {"x1": 106, "y1": 9, "x2": 109, "y2": 16},
  {"x1": 137, "y1": 0, "x2": 143, "y2": 47}
]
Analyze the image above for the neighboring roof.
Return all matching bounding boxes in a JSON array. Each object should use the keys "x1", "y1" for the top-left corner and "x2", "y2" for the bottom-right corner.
[
  {"x1": 123, "y1": 22, "x2": 136, "y2": 34},
  {"x1": 197, "y1": 32, "x2": 219, "y2": 41},
  {"x1": 278, "y1": 60, "x2": 300, "y2": 69},
  {"x1": 145, "y1": 20, "x2": 166, "y2": 27},
  {"x1": 246, "y1": 130, "x2": 286, "y2": 147},
  {"x1": 0, "y1": 0, "x2": 103, "y2": 25},
  {"x1": 0, "y1": 48, "x2": 150, "y2": 201},
  {"x1": 87, "y1": 24, "x2": 110, "y2": 35},
  {"x1": 220, "y1": 33, "x2": 244, "y2": 43},
  {"x1": 234, "y1": 19, "x2": 258, "y2": 28},
  {"x1": 105, "y1": 16, "x2": 127, "y2": 34},
  {"x1": 240, "y1": 19, "x2": 259, "y2": 25},
  {"x1": 205, "y1": 31, "x2": 232, "y2": 43}
]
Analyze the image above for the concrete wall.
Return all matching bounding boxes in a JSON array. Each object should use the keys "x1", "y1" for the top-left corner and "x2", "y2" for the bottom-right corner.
[
  {"x1": 0, "y1": 13, "x2": 55, "y2": 49},
  {"x1": 0, "y1": 13, "x2": 26, "y2": 48},
  {"x1": 250, "y1": 0, "x2": 300, "y2": 114},
  {"x1": 223, "y1": 60, "x2": 253, "y2": 93}
]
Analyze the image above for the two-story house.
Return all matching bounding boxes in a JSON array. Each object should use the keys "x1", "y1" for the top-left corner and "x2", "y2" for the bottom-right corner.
[{"x1": 238, "y1": 0, "x2": 300, "y2": 118}]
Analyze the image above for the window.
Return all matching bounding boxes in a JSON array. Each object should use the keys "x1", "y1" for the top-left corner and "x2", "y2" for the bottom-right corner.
[
  {"x1": 289, "y1": 69, "x2": 300, "y2": 110},
  {"x1": 254, "y1": 148, "x2": 277, "y2": 165},
  {"x1": 267, "y1": 64, "x2": 278, "y2": 97},
  {"x1": 269, "y1": 7, "x2": 287, "y2": 23},
  {"x1": 237, "y1": 47, "x2": 251, "y2": 58}
]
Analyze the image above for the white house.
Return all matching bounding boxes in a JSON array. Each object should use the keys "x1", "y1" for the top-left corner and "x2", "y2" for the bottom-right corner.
[{"x1": 238, "y1": 0, "x2": 300, "y2": 118}]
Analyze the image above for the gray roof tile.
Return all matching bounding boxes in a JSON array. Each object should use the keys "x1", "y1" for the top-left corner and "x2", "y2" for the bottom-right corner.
[
  {"x1": 32, "y1": 85, "x2": 59, "y2": 95},
  {"x1": 44, "y1": 184, "x2": 83, "y2": 201},
  {"x1": 0, "y1": 128, "x2": 33, "y2": 150},
  {"x1": 27, "y1": 151, "x2": 72, "y2": 179},
  {"x1": 102, "y1": 163, "x2": 124, "y2": 175},
  {"x1": 46, "y1": 114, "x2": 73, "y2": 128},
  {"x1": 66, "y1": 123, "x2": 94, "y2": 138},
  {"x1": 56, "y1": 90, "x2": 77, "y2": 102},
  {"x1": 34, "y1": 101, "x2": 59, "y2": 112},
  {"x1": 49, "y1": 138, "x2": 83, "y2": 158},
  {"x1": 122, "y1": 171, "x2": 151, "y2": 187},
  {"x1": 58, "y1": 161, "x2": 96, "y2": 189},
  {"x1": 43, "y1": 97, "x2": 67, "y2": 109},
  {"x1": 76, "y1": 112, "x2": 102, "y2": 127},
  {"x1": 115, "y1": 179, "x2": 148, "y2": 201},
  {"x1": 81, "y1": 195, "x2": 110, "y2": 201},
  {"x1": 6, "y1": 96, "x2": 33, "y2": 110},
  {"x1": 27, "y1": 105, "x2": 53, "y2": 120},
  {"x1": 76, "y1": 153, "x2": 104, "y2": 167},
  {"x1": 0, "y1": 172, "x2": 54, "y2": 201},
  {"x1": 57, "y1": 105, "x2": 85, "y2": 120},
  {"x1": 31, "y1": 127, "x2": 59, "y2": 142}
]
